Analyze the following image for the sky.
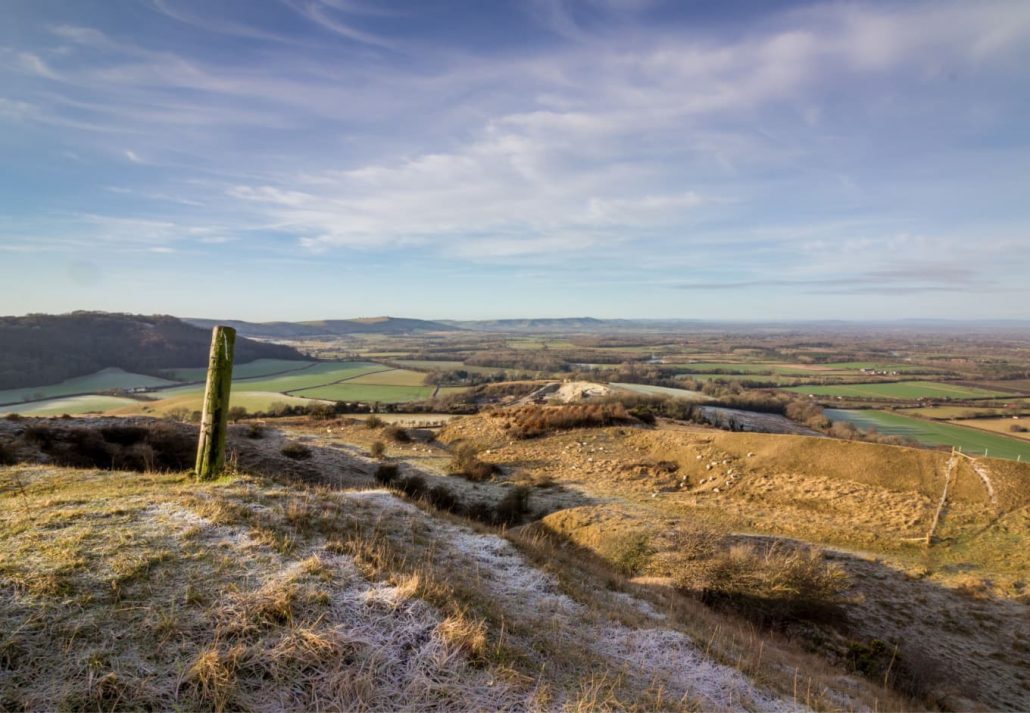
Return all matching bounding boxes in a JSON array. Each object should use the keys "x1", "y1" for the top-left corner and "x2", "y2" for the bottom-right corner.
[{"x1": 1, "y1": 0, "x2": 1029, "y2": 321}]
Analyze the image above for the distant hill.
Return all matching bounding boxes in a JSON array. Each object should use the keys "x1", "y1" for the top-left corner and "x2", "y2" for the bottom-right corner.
[
  {"x1": 443, "y1": 317, "x2": 608, "y2": 332},
  {"x1": 0, "y1": 312, "x2": 305, "y2": 391},
  {"x1": 185, "y1": 316, "x2": 461, "y2": 338}
]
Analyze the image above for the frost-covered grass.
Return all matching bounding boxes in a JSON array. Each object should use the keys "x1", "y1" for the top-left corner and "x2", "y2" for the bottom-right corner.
[{"x1": 0, "y1": 458, "x2": 903, "y2": 711}]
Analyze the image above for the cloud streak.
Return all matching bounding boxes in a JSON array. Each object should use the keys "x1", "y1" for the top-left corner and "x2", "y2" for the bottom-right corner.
[{"x1": 1, "y1": 0, "x2": 1029, "y2": 318}]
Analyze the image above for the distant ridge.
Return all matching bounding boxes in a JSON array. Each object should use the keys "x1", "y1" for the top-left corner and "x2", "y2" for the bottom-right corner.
[
  {"x1": 186, "y1": 316, "x2": 1030, "y2": 337},
  {"x1": 184, "y1": 316, "x2": 462, "y2": 338}
]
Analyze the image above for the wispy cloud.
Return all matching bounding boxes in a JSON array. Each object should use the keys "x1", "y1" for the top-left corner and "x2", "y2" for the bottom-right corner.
[{"x1": 1, "y1": 0, "x2": 1029, "y2": 318}]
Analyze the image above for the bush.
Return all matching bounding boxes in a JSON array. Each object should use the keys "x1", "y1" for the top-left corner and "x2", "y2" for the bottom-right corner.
[
  {"x1": 370, "y1": 441, "x2": 386, "y2": 459},
  {"x1": 630, "y1": 409, "x2": 656, "y2": 425},
  {"x1": 228, "y1": 406, "x2": 248, "y2": 423},
  {"x1": 0, "y1": 439, "x2": 15, "y2": 465},
  {"x1": 4, "y1": 413, "x2": 23, "y2": 421},
  {"x1": 427, "y1": 485, "x2": 459, "y2": 511},
  {"x1": 383, "y1": 425, "x2": 410, "y2": 442},
  {"x1": 14, "y1": 422, "x2": 196, "y2": 471},
  {"x1": 374, "y1": 463, "x2": 399, "y2": 485},
  {"x1": 598, "y1": 531, "x2": 654, "y2": 577},
  {"x1": 675, "y1": 543, "x2": 850, "y2": 626},
  {"x1": 1010, "y1": 424, "x2": 1027, "y2": 433},
  {"x1": 499, "y1": 403, "x2": 635, "y2": 439},
  {"x1": 494, "y1": 485, "x2": 530, "y2": 526},
  {"x1": 366, "y1": 415, "x2": 384, "y2": 429},
  {"x1": 245, "y1": 423, "x2": 265, "y2": 439},
  {"x1": 449, "y1": 443, "x2": 499, "y2": 482},
  {"x1": 280, "y1": 442, "x2": 312, "y2": 460},
  {"x1": 268, "y1": 401, "x2": 293, "y2": 417},
  {"x1": 306, "y1": 403, "x2": 335, "y2": 420},
  {"x1": 397, "y1": 474, "x2": 427, "y2": 498},
  {"x1": 167, "y1": 407, "x2": 191, "y2": 423},
  {"x1": 100, "y1": 426, "x2": 147, "y2": 446}
]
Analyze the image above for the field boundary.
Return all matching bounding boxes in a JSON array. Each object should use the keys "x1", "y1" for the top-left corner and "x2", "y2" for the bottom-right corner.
[{"x1": 282, "y1": 367, "x2": 396, "y2": 396}]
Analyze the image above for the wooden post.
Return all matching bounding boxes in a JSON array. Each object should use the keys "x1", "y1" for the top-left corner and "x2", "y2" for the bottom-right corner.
[{"x1": 195, "y1": 326, "x2": 236, "y2": 479}]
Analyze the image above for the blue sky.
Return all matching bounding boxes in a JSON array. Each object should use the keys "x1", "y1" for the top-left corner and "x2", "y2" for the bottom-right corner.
[{"x1": 1, "y1": 0, "x2": 1028, "y2": 321}]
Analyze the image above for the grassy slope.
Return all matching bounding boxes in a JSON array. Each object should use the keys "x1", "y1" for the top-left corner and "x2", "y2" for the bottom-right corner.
[
  {"x1": 435, "y1": 415, "x2": 1030, "y2": 708},
  {"x1": 0, "y1": 460, "x2": 887, "y2": 711},
  {"x1": 0, "y1": 395, "x2": 142, "y2": 416}
]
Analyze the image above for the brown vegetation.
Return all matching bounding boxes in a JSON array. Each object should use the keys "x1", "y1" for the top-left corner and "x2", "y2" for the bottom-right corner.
[{"x1": 496, "y1": 403, "x2": 637, "y2": 439}]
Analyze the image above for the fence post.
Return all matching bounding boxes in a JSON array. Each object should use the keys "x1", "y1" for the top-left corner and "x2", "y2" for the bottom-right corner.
[{"x1": 195, "y1": 326, "x2": 236, "y2": 479}]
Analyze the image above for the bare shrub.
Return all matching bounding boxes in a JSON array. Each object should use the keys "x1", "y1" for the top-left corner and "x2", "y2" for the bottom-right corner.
[
  {"x1": 383, "y1": 425, "x2": 410, "y2": 442},
  {"x1": 500, "y1": 403, "x2": 635, "y2": 439},
  {"x1": 397, "y1": 474, "x2": 427, "y2": 499},
  {"x1": 306, "y1": 403, "x2": 335, "y2": 420},
  {"x1": 374, "y1": 463, "x2": 399, "y2": 485},
  {"x1": 448, "y1": 443, "x2": 499, "y2": 482},
  {"x1": 365, "y1": 414, "x2": 384, "y2": 429},
  {"x1": 494, "y1": 485, "x2": 530, "y2": 526},
  {"x1": 597, "y1": 531, "x2": 654, "y2": 577},
  {"x1": 370, "y1": 441, "x2": 386, "y2": 459},
  {"x1": 245, "y1": 423, "x2": 265, "y2": 439},
  {"x1": 281, "y1": 442, "x2": 312, "y2": 460},
  {"x1": 674, "y1": 543, "x2": 850, "y2": 626},
  {"x1": 0, "y1": 439, "x2": 14, "y2": 465},
  {"x1": 427, "y1": 485, "x2": 459, "y2": 511}
]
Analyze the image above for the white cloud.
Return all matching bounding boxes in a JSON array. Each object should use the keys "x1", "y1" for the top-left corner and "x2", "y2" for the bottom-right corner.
[{"x1": 4, "y1": 0, "x2": 1029, "y2": 286}]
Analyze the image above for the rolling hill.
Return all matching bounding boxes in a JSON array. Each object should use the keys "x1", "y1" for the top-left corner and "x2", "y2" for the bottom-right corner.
[{"x1": 0, "y1": 312, "x2": 305, "y2": 391}]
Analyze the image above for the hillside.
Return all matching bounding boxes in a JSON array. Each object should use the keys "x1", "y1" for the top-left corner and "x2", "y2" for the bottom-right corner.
[
  {"x1": 185, "y1": 316, "x2": 461, "y2": 338},
  {"x1": 6, "y1": 410, "x2": 1028, "y2": 707},
  {"x1": 0, "y1": 417, "x2": 904, "y2": 712},
  {"x1": 0, "y1": 313, "x2": 305, "y2": 391},
  {"x1": 434, "y1": 411, "x2": 1030, "y2": 709}
]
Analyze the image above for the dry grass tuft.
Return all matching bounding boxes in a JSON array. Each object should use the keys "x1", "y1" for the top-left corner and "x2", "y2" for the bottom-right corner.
[
  {"x1": 436, "y1": 613, "x2": 489, "y2": 662},
  {"x1": 183, "y1": 644, "x2": 245, "y2": 713}
]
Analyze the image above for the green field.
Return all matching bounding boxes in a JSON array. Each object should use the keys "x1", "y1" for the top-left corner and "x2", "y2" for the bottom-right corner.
[
  {"x1": 347, "y1": 369, "x2": 430, "y2": 386},
  {"x1": 231, "y1": 362, "x2": 385, "y2": 393},
  {"x1": 109, "y1": 390, "x2": 325, "y2": 416},
  {"x1": 391, "y1": 360, "x2": 507, "y2": 375},
  {"x1": 678, "y1": 373, "x2": 799, "y2": 385},
  {"x1": 668, "y1": 362, "x2": 777, "y2": 374},
  {"x1": 610, "y1": 382, "x2": 709, "y2": 400},
  {"x1": 164, "y1": 358, "x2": 315, "y2": 382},
  {"x1": 292, "y1": 383, "x2": 437, "y2": 403},
  {"x1": 0, "y1": 394, "x2": 143, "y2": 416},
  {"x1": 0, "y1": 368, "x2": 177, "y2": 405},
  {"x1": 785, "y1": 381, "x2": 1008, "y2": 400},
  {"x1": 824, "y1": 409, "x2": 1030, "y2": 461},
  {"x1": 151, "y1": 362, "x2": 385, "y2": 397},
  {"x1": 819, "y1": 361, "x2": 934, "y2": 373}
]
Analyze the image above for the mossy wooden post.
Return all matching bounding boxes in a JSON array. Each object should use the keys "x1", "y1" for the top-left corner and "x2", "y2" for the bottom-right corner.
[{"x1": 195, "y1": 326, "x2": 236, "y2": 479}]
